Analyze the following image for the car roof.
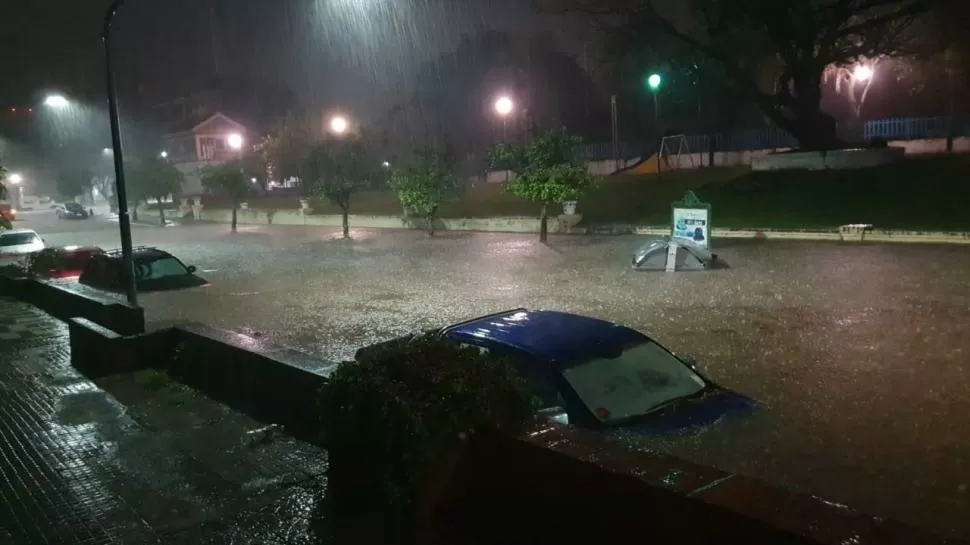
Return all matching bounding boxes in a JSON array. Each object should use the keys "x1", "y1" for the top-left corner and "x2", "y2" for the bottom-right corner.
[
  {"x1": 0, "y1": 228, "x2": 38, "y2": 235},
  {"x1": 443, "y1": 309, "x2": 646, "y2": 365},
  {"x1": 47, "y1": 246, "x2": 102, "y2": 253},
  {"x1": 101, "y1": 247, "x2": 174, "y2": 260}
]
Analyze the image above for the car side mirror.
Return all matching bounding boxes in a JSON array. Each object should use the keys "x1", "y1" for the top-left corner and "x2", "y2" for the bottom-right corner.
[
  {"x1": 187, "y1": 265, "x2": 197, "y2": 274},
  {"x1": 537, "y1": 406, "x2": 570, "y2": 426}
]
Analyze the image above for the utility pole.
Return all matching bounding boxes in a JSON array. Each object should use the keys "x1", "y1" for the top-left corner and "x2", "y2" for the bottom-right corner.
[
  {"x1": 611, "y1": 95, "x2": 619, "y2": 172},
  {"x1": 947, "y1": 48, "x2": 956, "y2": 153},
  {"x1": 102, "y1": 0, "x2": 138, "y2": 307},
  {"x1": 210, "y1": 6, "x2": 222, "y2": 75}
]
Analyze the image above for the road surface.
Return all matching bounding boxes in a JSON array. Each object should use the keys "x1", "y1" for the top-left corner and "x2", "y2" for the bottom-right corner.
[{"x1": 17, "y1": 210, "x2": 970, "y2": 539}]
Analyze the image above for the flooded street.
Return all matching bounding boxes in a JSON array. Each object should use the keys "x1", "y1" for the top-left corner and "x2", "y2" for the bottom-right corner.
[{"x1": 42, "y1": 221, "x2": 970, "y2": 538}]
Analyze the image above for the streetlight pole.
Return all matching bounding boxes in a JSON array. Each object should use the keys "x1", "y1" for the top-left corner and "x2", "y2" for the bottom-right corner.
[
  {"x1": 610, "y1": 95, "x2": 619, "y2": 172},
  {"x1": 646, "y1": 73, "x2": 663, "y2": 175},
  {"x1": 103, "y1": 0, "x2": 138, "y2": 307}
]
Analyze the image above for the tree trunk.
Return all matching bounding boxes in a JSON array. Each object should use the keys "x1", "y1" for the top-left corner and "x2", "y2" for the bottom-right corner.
[
  {"x1": 341, "y1": 207, "x2": 350, "y2": 238},
  {"x1": 762, "y1": 69, "x2": 840, "y2": 150},
  {"x1": 231, "y1": 201, "x2": 238, "y2": 232},
  {"x1": 157, "y1": 198, "x2": 165, "y2": 226},
  {"x1": 539, "y1": 203, "x2": 549, "y2": 243},
  {"x1": 427, "y1": 206, "x2": 438, "y2": 236}
]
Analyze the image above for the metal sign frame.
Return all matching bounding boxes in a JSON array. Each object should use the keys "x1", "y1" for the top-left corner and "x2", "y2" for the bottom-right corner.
[{"x1": 670, "y1": 190, "x2": 712, "y2": 250}]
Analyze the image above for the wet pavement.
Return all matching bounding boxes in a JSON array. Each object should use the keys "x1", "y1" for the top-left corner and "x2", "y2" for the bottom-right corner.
[
  {"x1": 28, "y1": 217, "x2": 970, "y2": 539},
  {"x1": 0, "y1": 297, "x2": 329, "y2": 544}
]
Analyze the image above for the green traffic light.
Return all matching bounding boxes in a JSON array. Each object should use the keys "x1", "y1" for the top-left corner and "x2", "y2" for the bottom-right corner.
[{"x1": 647, "y1": 73, "x2": 662, "y2": 91}]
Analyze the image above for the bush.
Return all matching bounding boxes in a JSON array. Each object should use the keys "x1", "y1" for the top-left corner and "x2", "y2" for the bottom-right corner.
[
  {"x1": 869, "y1": 137, "x2": 889, "y2": 148},
  {"x1": 319, "y1": 336, "x2": 534, "y2": 519}
]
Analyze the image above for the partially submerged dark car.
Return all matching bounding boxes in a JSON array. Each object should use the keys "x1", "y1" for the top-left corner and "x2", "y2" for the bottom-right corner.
[
  {"x1": 79, "y1": 246, "x2": 207, "y2": 293},
  {"x1": 357, "y1": 309, "x2": 757, "y2": 436},
  {"x1": 56, "y1": 202, "x2": 92, "y2": 220},
  {"x1": 26, "y1": 246, "x2": 104, "y2": 280}
]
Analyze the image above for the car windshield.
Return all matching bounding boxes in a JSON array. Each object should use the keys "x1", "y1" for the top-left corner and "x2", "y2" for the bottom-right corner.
[
  {"x1": 561, "y1": 341, "x2": 707, "y2": 424},
  {"x1": 0, "y1": 233, "x2": 39, "y2": 247},
  {"x1": 136, "y1": 256, "x2": 189, "y2": 280},
  {"x1": 65, "y1": 203, "x2": 84, "y2": 212}
]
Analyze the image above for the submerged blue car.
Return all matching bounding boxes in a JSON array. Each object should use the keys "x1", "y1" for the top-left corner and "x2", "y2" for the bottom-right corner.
[{"x1": 360, "y1": 309, "x2": 757, "y2": 435}]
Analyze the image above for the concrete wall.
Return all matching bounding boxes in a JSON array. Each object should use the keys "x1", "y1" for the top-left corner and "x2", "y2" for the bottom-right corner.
[
  {"x1": 889, "y1": 137, "x2": 970, "y2": 154},
  {"x1": 751, "y1": 147, "x2": 906, "y2": 171},
  {"x1": 138, "y1": 205, "x2": 583, "y2": 234}
]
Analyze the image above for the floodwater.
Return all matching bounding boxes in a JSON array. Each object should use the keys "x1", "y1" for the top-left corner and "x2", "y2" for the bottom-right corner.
[{"x1": 42, "y1": 220, "x2": 970, "y2": 538}]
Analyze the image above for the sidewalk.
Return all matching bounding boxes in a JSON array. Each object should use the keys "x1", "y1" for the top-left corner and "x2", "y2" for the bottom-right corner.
[
  {"x1": 134, "y1": 207, "x2": 970, "y2": 244},
  {"x1": 0, "y1": 297, "x2": 330, "y2": 544}
]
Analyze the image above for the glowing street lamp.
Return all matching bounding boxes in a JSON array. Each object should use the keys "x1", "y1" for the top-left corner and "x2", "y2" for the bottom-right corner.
[
  {"x1": 329, "y1": 115, "x2": 349, "y2": 135},
  {"x1": 494, "y1": 95, "x2": 515, "y2": 140},
  {"x1": 227, "y1": 133, "x2": 244, "y2": 151},
  {"x1": 159, "y1": 150, "x2": 168, "y2": 159},
  {"x1": 853, "y1": 64, "x2": 873, "y2": 82},
  {"x1": 102, "y1": 147, "x2": 113, "y2": 156},
  {"x1": 494, "y1": 96, "x2": 514, "y2": 116},
  {"x1": 43, "y1": 94, "x2": 70, "y2": 109},
  {"x1": 8, "y1": 173, "x2": 23, "y2": 185}
]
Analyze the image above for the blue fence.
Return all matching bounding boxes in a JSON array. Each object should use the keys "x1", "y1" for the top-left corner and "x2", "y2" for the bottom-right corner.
[{"x1": 863, "y1": 116, "x2": 966, "y2": 140}]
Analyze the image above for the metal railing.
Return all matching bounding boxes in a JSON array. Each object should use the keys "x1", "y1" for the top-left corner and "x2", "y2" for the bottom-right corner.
[{"x1": 863, "y1": 116, "x2": 966, "y2": 140}]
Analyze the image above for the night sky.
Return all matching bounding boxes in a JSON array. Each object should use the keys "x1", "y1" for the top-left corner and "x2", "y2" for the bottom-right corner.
[{"x1": 3, "y1": 0, "x2": 582, "y2": 122}]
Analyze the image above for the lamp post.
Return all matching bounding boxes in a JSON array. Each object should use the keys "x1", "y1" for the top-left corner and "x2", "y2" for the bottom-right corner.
[
  {"x1": 494, "y1": 96, "x2": 513, "y2": 140},
  {"x1": 7, "y1": 173, "x2": 24, "y2": 210},
  {"x1": 646, "y1": 73, "x2": 663, "y2": 124},
  {"x1": 646, "y1": 73, "x2": 664, "y2": 174},
  {"x1": 103, "y1": 0, "x2": 138, "y2": 307}
]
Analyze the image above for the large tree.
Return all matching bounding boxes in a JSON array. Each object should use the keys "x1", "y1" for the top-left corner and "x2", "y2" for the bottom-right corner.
[
  {"x1": 550, "y1": 0, "x2": 939, "y2": 149},
  {"x1": 200, "y1": 160, "x2": 251, "y2": 232},
  {"x1": 389, "y1": 148, "x2": 463, "y2": 236},
  {"x1": 127, "y1": 156, "x2": 184, "y2": 226},
  {"x1": 55, "y1": 168, "x2": 94, "y2": 202},
  {"x1": 304, "y1": 136, "x2": 385, "y2": 238},
  {"x1": 263, "y1": 114, "x2": 316, "y2": 185},
  {"x1": 490, "y1": 128, "x2": 598, "y2": 243}
]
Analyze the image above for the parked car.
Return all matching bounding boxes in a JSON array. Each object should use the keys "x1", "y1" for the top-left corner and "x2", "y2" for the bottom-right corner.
[
  {"x1": 0, "y1": 228, "x2": 45, "y2": 265},
  {"x1": 55, "y1": 202, "x2": 91, "y2": 220},
  {"x1": 25, "y1": 246, "x2": 104, "y2": 280},
  {"x1": 357, "y1": 309, "x2": 757, "y2": 435},
  {"x1": 79, "y1": 246, "x2": 207, "y2": 292}
]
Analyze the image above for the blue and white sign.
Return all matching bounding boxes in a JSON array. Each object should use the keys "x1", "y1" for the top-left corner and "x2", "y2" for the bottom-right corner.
[{"x1": 672, "y1": 206, "x2": 710, "y2": 249}]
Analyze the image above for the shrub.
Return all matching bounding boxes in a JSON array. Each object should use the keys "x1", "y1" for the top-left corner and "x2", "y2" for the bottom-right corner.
[{"x1": 319, "y1": 336, "x2": 534, "y2": 519}]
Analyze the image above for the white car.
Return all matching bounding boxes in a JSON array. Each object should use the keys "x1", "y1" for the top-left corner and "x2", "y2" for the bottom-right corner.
[{"x1": 0, "y1": 229, "x2": 45, "y2": 265}]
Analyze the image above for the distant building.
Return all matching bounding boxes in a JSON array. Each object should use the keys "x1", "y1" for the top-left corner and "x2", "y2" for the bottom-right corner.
[{"x1": 160, "y1": 112, "x2": 249, "y2": 195}]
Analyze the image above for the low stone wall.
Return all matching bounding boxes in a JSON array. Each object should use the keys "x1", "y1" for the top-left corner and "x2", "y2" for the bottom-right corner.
[
  {"x1": 0, "y1": 276, "x2": 145, "y2": 335},
  {"x1": 751, "y1": 147, "x2": 905, "y2": 171},
  {"x1": 427, "y1": 425, "x2": 943, "y2": 544},
  {"x1": 69, "y1": 319, "x2": 333, "y2": 439}
]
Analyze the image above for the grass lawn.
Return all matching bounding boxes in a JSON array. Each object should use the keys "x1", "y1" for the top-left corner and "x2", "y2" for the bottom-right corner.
[{"x1": 217, "y1": 154, "x2": 970, "y2": 231}]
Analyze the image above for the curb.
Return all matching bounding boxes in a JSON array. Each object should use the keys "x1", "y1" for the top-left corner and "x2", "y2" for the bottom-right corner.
[
  {"x1": 133, "y1": 208, "x2": 970, "y2": 244},
  {"x1": 627, "y1": 226, "x2": 970, "y2": 244}
]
